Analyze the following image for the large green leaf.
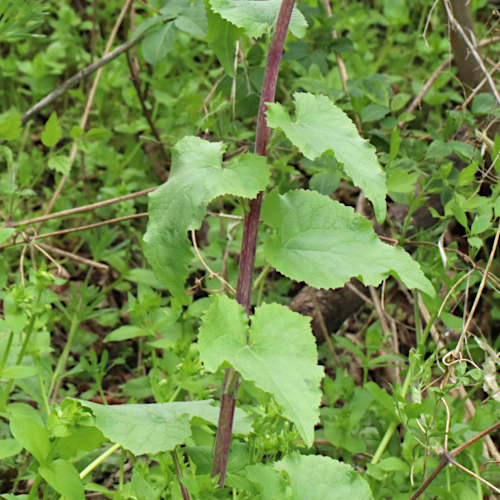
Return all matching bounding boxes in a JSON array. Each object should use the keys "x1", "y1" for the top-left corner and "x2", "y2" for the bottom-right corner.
[
  {"x1": 266, "y1": 92, "x2": 387, "y2": 222},
  {"x1": 80, "y1": 399, "x2": 252, "y2": 455},
  {"x1": 248, "y1": 454, "x2": 374, "y2": 499},
  {"x1": 209, "y1": 0, "x2": 307, "y2": 38},
  {"x1": 39, "y1": 460, "x2": 85, "y2": 500},
  {"x1": 198, "y1": 296, "x2": 324, "y2": 446},
  {"x1": 261, "y1": 189, "x2": 434, "y2": 296},
  {"x1": 143, "y1": 136, "x2": 270, "y2": 304}
]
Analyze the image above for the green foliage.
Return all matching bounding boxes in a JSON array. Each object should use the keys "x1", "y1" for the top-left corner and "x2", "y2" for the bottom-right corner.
[
  {"x1": 262, "y1": 189, "x2": 434, "y2": 295},
  {"x1": 80, "y1": 399, "x2": 252, "y2": 454},
  {"x1": 143, "y1": 136, "x2": 270, "y2": 304},
  {"x1": 199, "y1": 295, "x2": 324, "y2": 446},
  {"x1": 209, "y1": 0, "x2": 307, "y2": 38},
  {"x1": 266, "y1": 92, "x2": 387, "y2": 222},
  {"x1": 2, "y1": 0, "x2": 500, "y2": 498},
  {"x1": 249, "y1": 454, "x2": 374, "y2": 499}
]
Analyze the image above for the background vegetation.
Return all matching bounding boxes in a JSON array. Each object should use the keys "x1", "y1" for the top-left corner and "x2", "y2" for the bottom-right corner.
[{"x1": 2, "y1": 0, "x2": 500, "y2": 498}]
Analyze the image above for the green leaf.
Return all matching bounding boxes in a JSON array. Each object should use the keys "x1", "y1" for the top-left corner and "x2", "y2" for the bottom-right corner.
[
  {"x1": 47, "y1": 155, "x2": 70, "y2": 175},
  {"x1": 391, "y1": 93, "x2": 411, "y2": 111},
  {"x1": 0, "y1": 439, "x2": 23, "y2": 460},
  {"x1": 132, "y1": 470, "x2": 156, "y2": 500},
  {"x1": 41, "y1": 112, "x2": 62, "y2": 148},
  {"x1": 0, "y1": 227, "x2": 15, "y2": 245},
  {"x1": 39, "y1": 459, "x2": 85, "y2": 500},
  {"x1": 143, "y1": 136, "x2": 270, "y2": 304},
  {"x1": 387, "y1": 170, "x2": 420, "y2": 193},
  {"x1": 472, "y1": 93, "x2": 497, "y2": 115},
  {"x1": 209, "y1": 0, "x2": 307, "y2": 38},
  {"x1": 0, "y1": 115, "x2": 21, "y2": 141},
  {"x1": 142, "y1": 22, "x2": 177, "y2": 65},
  {"x1": 9, "y1": 414, "x2": 51, "y2": 465},
  {"x1": 104, "y1": 325, "x2": 152, "y2": 342},
  {"x1": 309, "y1": 170, "x2": 340, "y2": 195},
  {"x1": 360, "y1": 104, "x2": 390, "y2": 123},
  {"x1": 174, "y1": 0, "x2": 207, "y2": 35},
  {"x1": 457, "y1": 162, "x2": 478, "y2": 186},
  {"x1": 266, "y1": 93, "x2": 387, "y2": 222},
  {"x1": 85, "y1": 128, "x2": 112, "y2": 141},
  {"x1": 79, "y1": 399, "x2": 252, "y2": 455},
  {"x1": 206, "y1": 4, "x2": 242, "y2": 78},
  {"x1": 262, "y1": 189, "x2": 434, "y2": 296},
  {"x1": 377, "y1": 457, "x2": 410, "y2": 472},
  {"x1": 248, "y1": 454, "x2": 374, "y2": 499},
  {"x1": 198, "y1": 296, "x2": 324, "y2": 446},
  {"x1": 425, "y1": 140, "x2": 452, "y2": 159},
  {"x1": 70, "y1": 125, "x2": 84, "y2": 139},
  {"x1": 1, "y1": 365, "x2": 39, "y2": 379}
]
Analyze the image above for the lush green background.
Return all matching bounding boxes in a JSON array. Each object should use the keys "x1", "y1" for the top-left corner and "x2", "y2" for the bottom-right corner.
[{"x1": 2, "y1": 0, "x2": 500, "y2": 498}]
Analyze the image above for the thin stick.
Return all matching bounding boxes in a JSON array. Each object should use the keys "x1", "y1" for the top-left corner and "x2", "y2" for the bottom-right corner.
[
  {"x1": 37, "y1": 243, "x2": 109, "y2": 270},
  {"x1": 450, "y1": 221, "x2": 500, "y2": 357},
  {"x1": 3, "y1": 188, "x2": 156, "y2": 228}
]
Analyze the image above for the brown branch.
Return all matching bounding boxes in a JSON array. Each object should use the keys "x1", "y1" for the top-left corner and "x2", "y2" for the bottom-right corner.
[
  {"x1": 3, "y1": 188, "x2": 156, "y2": 229},
  {"x1": 37, "y1": 243, "x2": 109, "y2": 270}
]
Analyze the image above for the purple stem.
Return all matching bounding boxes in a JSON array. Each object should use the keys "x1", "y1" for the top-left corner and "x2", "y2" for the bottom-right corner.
[{"x1": 210, "y1": 0, "x2": 297, "y2": 487}]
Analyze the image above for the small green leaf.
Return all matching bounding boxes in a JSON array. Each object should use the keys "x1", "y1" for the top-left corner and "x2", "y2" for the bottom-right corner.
[
  {"x1": 104, "y1": 325, "x2": 152, "y2": 342},
  {"x1": 472, "y1": 93, "x2": 497, "y2": 115},
  {"x1": 1, "y1": 365, "x2": 39, "y2": 379},
  {"x1": 48, "y1": 155, "x2": 70, "y2": 175},
  {"x1": 206, "y1": 4, "x2": 242, "y2": 78},
  {"x1": 41, "y1": 112, "x2": 62, "y2": 148},
  {"x1": 425, "y1": 140, "x2": 452, "y2": 159},
  {"x1": 360, "y1": 104, "x2": 390, "y2": 123},
  {"x1": 0, "y1": 227, "x2": 15, "y2": 245},
  {"x1": 0, "y1": 115, "x2": 22, "y2": 141},
  {"x1": 391, "y1": 93, "x2": 411, "y2": 111},
  {"x1": 262, "y1": 189, "x2": 434, "y2": 296},
  {"x1": 39, "y1": 459, "x2": 85, "y2": 500},
  {"x1": 174, "y1": 0, "x2": 207, "y2": 35},
  {"x1": 80, "y1": 399, "x2": 252, "y2": 455},
  {"x1": 471, "y1": 214, "x2": 492, "y2": 235},
  {"x1": 142, "y1": 22, "x2": 177, "y2": 65},
  {"x1": 198, "y1": 296, "x2": 324, "y2": 446},
  {"x1": 266, "y1": 93, "x2": 387, "y2": 222},
  {"x1": 70, "y1": 125, "x2": 84, "y2": 139},
  {"x1": 0, "y1": 439, "x2": 23, "y2": 460},
  {"x1": 387, "y1": 170, "x2": 420, "y2": 193},
  {"x1": 457, "y1": 162, "x2": 478, "y2": 186},
  {"x1": 376, "y1": 457, "x2": 410, "y2": 472},
  {"x1": 85, "y1": 128, "x2": 112, "y2": 140},
  {"x1": 309, "y1": 170, "x2": 340, "y2": 195},
  {"x1": 209, "y1": 0, "x2": 307, "y2": 38},
  {"x1": 143, "y1": 136, "x2": 270, "y2": 304},
  {"x1": 9, "y1": 414, "x2": 51, "y2": 465}
]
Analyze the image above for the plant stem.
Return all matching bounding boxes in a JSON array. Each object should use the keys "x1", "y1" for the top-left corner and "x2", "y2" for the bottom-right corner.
[
  {"x1": 48, "y1": 315, "x2": 80, "y2": 402},
  {"x1": 171, "y1": 449, "x2": 191, "y2": 500},
  {"x1": 210, "y1": 0, "x2": 296, "y2": 487},
  {"x1": 80, "y1": 443, "x2": 121, "y2": 479},
  {"x1": 0, "y1": 294, "x2": 41, "y2": 412}
]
